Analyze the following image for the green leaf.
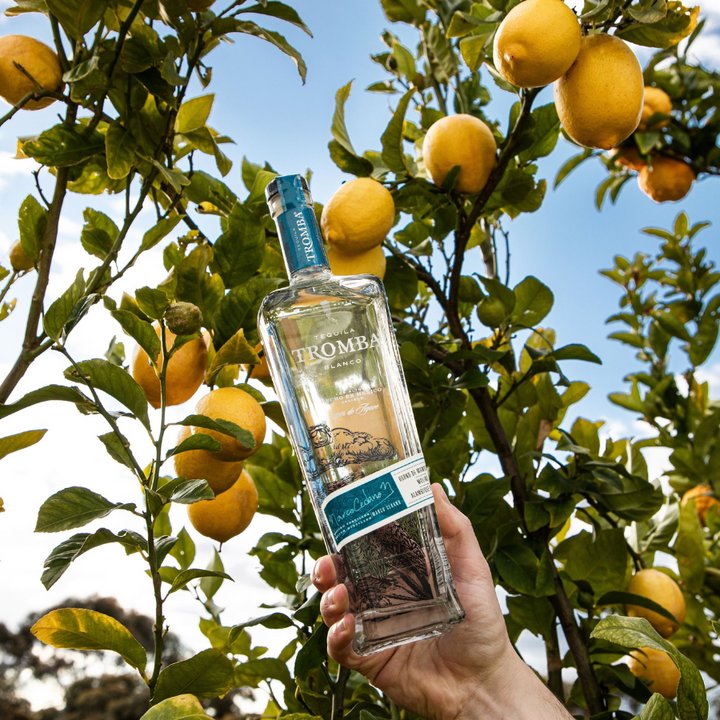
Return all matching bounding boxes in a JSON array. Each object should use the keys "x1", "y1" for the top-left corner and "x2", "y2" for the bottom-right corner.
[
  {"x1": 688, "y1": 295, "x2": 720, "y2": 366},
  {"x1": 142, "y1": 217, "x2": 182, "y2": 252},
  {"x1": 554, "y1": 149, "x2": 593, "y2": 188},
  {"x1": 43, "y1": 269, "x2": 86, "y2": 341},
  {"x1": 381, "y1": 0, "x2": 426, "y2": 23},
  {"x1": 596, "y1": 591, "x2": 681, "y2": 627},
  {"x1": 218, "y1": 21, "x2": 306, "y2": 83},
  {"x1": 169, "y1": 527, "x2": 195, "y2": 571},
  {"x1": 176, "y1": 95, "x2": 215, "y2": 134},
  {"x1": 617, "y1": 4, "x2": 699, "y2": 48},
  {"x1": 45, "y1": 0, "x2": 106, "y2": 40},
  {"x1": 459, "y1": 34, "x2": 488, "y2": 72},
  {"x1": 383, "y1": 256, "x2": 418, "y2": 310},
  {"x1": 234, "y1": 657, "x2": 293, "y2": 688},
  {"x1": 135, "y1": 287, "x2": 171, "y2": 320},
  {"x1": 0, "y1": 428, "x2": 47, "y2": 460},
  {"x1": 506, "y1": 595, "x2": 554, "y2": 638},
  {"x1": 111, "y1": 309, "x2": 161, "y2": 360},
  {"x1": 169, "y1": 569, "x2": 233, "y2": 594},
  {"x1": 153, "y1": 649, "x2": 235, "y2": 703},
  {"x1": 98, "y1": 431, "x2": 135, "y2": 469},
  {"x1": 31, "y1": 607, "x2": 146, "y2": 671},
  {"x1": 166, "y1": 433, "x2": 222, "y2": 458},
  {"x1": 24, "y1": 124, "x2": 105, "y2": 166},
  {"x1": 35, "y1": 486, "x2": 135, "y2": 533},
  {"x1": 327, "y1": 81, "x2": 374, "y2": 176},
  {"x1": 554, "y1": 529, "x2": 629, "y2": 599},
  {"x1": 552, "y1": 344, "x2": 602, "y2": 364},
  {"x1": 139, "y1": 694, "x2": 211, "y2": 720},
  {"x1": 294, "y1": 623, "x2": 329, "y2": 680},
  {"x1": 175, "y1": 414, "x2": 255, "y2": 451},
  {"x1": 41, "y1": 528, "x2": 146, "y2": 589},
  {"x1": 227, "y1": 613, "x2": 294, "y2": 648},
  {"x1": 633, "y1": 694, "x2": 675, "y2": 720},
  {"x1": 381, "y1": 89, "x2": 414, "y2": 175},
  {"x1": 200, "y1": 549, "x2": 224, "y2": 601},
  {"x1": 18, "y1": 194, "x2": 47, "y2": 262},
  {"x1": 238, "y1": 2, "x2": 312, "y2": 36},
  {"x1": 519, "y1": 103, "x2": 561, "y2": 162},
  {"x1": 673, "y1": 499, "x2": 705, "y2": 594},
  {"x1": 157, "y1": 478, "x2": 214, "y2": 504},
  {"x1": 206, "y1": 330, "x2": 260, "y2": 386},
  {"x1": 511, "y1": 276, "x2": 553, "y2": 327},
  {"x1": 0, "y1": 384, "x2": 93, "y2": 419},
  {"x1": 495, "y1": 544, "x2": 552, "y2": 597},
  {"x1": 212, "y1": 203, "x2": 266, "y2": 287},
  {"x1": 64, "y1": 358, "x2": 151, "y2": 430},
  {"x1": 81, "y1": 208, "x2": 118, "y2": 259},
  {"x1": 251, "y1": 465, "x2": 297, "y2": 524},
  {"x1": 105, "y1": 120, "x2": 136, "y2": 180}
]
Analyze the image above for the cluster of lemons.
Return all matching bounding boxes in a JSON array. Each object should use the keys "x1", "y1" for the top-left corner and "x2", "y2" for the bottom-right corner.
[
  {"x1": 132, "y1": 325, "x2": 266, "y2": 546},
  {"x1": 620, "y1": 487, "x2": 718, "y2": 700}
]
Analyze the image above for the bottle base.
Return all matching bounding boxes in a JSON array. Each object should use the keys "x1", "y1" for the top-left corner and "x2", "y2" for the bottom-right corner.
[{"x1": 352, "y1": 597, "x2": 465, "y2": 656}]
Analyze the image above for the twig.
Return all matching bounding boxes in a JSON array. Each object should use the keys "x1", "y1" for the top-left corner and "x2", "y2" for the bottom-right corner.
[{"x1": 331, "y1": 665, "x2": 351, "y2": 720}]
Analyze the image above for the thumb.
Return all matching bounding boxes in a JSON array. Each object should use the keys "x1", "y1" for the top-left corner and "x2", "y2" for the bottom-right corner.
[{"x1": 431, "y1": 483, "x2": 489, "y2": 586}]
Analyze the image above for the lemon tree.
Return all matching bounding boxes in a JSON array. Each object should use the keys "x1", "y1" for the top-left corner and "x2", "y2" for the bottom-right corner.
[{"x1": 0, "y1": 1, "x2": 719, "y2": 720}]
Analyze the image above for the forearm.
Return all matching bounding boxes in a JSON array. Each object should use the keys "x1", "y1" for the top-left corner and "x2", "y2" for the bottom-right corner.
[{"x1": 455, "y1": 651, "x2": 572, "y2": 720}]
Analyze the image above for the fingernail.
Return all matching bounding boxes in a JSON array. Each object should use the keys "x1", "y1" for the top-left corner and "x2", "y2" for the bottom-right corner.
[
  {"x1": 310, "y1": 561, "x2": 318, "y2": 584},
  {"x1": 342, "y1": 614, "x2": 353, "y2": 631},
  {"x1": 326, "y1": 587, "x2": 336, "y2": 607}
]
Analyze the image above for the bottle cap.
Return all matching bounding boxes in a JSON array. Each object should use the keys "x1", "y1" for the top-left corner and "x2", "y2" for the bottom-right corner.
[{"x1": 265, "y1": 174, "x2": 311, "y2": 209}]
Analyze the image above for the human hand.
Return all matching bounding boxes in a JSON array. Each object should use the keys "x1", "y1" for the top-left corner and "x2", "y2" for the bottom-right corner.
[{"x1": 311, "y1": 484, "x2": 571, "y2": 720}]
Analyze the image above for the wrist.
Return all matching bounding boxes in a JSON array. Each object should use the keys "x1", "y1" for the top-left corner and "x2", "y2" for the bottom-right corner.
[{"x1": 454, "y1": 644, "x2": 570, "y2": 720}]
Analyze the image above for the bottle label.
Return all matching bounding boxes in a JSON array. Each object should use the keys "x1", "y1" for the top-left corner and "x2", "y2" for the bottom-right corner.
[{"x1": 320, "y1": 453, "x2": 434, "y2": 550}]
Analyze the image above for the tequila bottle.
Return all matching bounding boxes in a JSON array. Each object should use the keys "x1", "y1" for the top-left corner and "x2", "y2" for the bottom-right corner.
[{"x1": 258, "y1": 175, "x2": 465, "y2": 655}]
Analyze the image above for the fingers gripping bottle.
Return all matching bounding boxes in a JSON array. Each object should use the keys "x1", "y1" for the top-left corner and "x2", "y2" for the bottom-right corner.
[{"x1": 258, "y1": 175, "x2": 465, "y2": 655}]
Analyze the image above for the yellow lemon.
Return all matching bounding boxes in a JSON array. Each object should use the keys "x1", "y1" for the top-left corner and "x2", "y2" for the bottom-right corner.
[
  {"x1": 554, "y1": 34, "x2": 643, "y2": 150},
  {"x1": 682, "y1": 484, "x2": 720, "y2": 527},
  {"x1": 131, "y1": 325, "x2": 208, "y2": 409},
  {"x1": 173, "y1": 425, "x2": 243, "y2": 495},
  {"x1": 0, "y1": 35, "x2": 62, "y2": 110},
  {"x1": 639, "y1": 86, "x2": 673, "y2": 131},
  {"x1": 423, "y1": 114, "x2": 497, "y2": 194},
  {"x1": 609, "y1": 146, "x2": 646, "y2": 171},
  {"x1": 193, "y1": 387, "x2": 266, "y2": 461},
  {"x1": 9, "y1": 240, "x2": 33, "y2": 271},
  {"x1": 187, "y1": 470, "x2": 258, "y2": 544},
  {"x1": 493, "y1": 0, "x2": 581, "y2": 88},
  {"x1": 243, "y1": 342, "x2": 272, "y2": 382},
  {"x1": 327, "y1": 244, "x2": 386, "y2": 280},
  {"x1": 626, "y1": 647, "x2": 681, "y2": 700},
  {"x1": 626, "y1": 568, "x2": 686, "y2": 638},
  {"x1": 321, "y1": 178, "x2": 395, "y2": 255},
  {"x1": 638, "y1": 156, "x2": 695, "y2": 203}
]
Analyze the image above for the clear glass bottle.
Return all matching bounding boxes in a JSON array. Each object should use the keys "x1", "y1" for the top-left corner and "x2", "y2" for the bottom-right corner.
[{"x1": 257, "y1": 174, "x2": 465, "y2": 656}]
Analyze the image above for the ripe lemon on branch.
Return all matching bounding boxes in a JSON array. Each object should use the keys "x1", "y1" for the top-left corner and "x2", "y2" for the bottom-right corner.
[
  {"x1": 187, "y1": 470, "x2": 258, "y2": 544},
  {"x1": 626, "y1": 646, "x2": 681, "y2": 700},
  {"x1": 174, "y1": 425, "x2": 244, "y2": 496},
  {"x1": 638, "y1": 156, "x2": 695, "y2": 202},
  {"x1": 9, "y1": 239, "x2": 34, "y2": 272},
  {"x1": 682, "y1": 484, "x2": 719, "y2": 526},
  {"x1": 554, "y1": 34, "x2": 643, "y2": 150},
  {"x1": 639, "y1": 86, "x2": 673, "y2": 131},
  {"x1": 0, "y1": 35, "x2": 63, "y2": 110},
  {"x1": 423, "y1": 114, "x2": 497, "y2": 194},
  {"x1": 625, "y1": 568, "x2": 686, "y2": 638},
  {"x1": 193, "y1": 387, "x2": 266, "y2": 461},
  {"x1": 493, "y1": 0, "x2": 581, "y2": 88},
  {"x1": 131, "y1": 326, "x2": 208, "y2": 409},
  {"x1": 243, "y1": 342, "x2": 272, "y2": 382},
  {"x1": 321, "y1": 178, "x2": 395, "y2": 255},
  {"x1": 327, "y1": 244, "x2": 386, "y2": 279}
]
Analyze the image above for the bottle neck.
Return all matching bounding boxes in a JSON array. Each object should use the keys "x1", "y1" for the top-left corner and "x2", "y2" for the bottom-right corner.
[{"x1": 270, "y1": 196, "x2": 329, "y2": 281}]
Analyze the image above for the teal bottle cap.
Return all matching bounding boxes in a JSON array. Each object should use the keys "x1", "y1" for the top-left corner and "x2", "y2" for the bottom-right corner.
[{"x1": 266, "y1": 174, "x2": 328, "y2": 276}]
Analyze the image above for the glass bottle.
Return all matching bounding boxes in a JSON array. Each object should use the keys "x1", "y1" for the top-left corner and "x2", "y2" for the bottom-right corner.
[{"x1": 257, "y1": 174, "x2": 465, "y2": 656}]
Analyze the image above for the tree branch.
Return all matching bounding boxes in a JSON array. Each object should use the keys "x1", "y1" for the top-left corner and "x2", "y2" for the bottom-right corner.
[{"x1": 331, "y1": 665, "x2": 351, "y2": 720}]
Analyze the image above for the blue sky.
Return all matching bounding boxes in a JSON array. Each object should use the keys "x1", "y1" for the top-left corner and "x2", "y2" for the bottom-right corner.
[{"x1": 0, "y1": 0, "x2": 719, "y2": 708}]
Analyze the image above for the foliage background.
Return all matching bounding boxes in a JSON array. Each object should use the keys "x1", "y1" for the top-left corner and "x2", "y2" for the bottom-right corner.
[{"x1": 0, "y1": 0, "x2": 719, "y2": 712}]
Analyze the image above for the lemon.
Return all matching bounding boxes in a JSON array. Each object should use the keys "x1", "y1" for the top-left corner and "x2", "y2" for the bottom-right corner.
[
  {"x1": 626, "y1": 568, "x2": 686, "y2": 638},
  {"x1": 173, "y1": 426, "x2": 244, "y2": 495},
  {"x1": 327, "y1": 244, "x2": 386, "y2": 280},
  {"x1": 0, "y1": 35, "x2": 62, "y2": 110},
  {"x1": 626, "y1": 646, "x2": 681, "y2": 700},
  {"x1": 477, "y1": 297, "x2": 506, "y2": 328},
  {"x1": 638, "y1": 156, "x2": 695, "y2": 203},
  {"x1": 682, "y1": 484, "x2": 719, "y2": 527},
  {"x1": 131, "y1": 325, "x2": 208, "y2": 409},
  {"x1": 493, "y1": 0, "x2": 581, "y2": 88},
  {"x1": 193, "y1": 387, "x2": 266, "y2": 461},
  {"x1": 609, "y1": 147, "x2": 646, "y2": 171},
  {"x1": 187, "y1": 469, "x2": 258, "y2": 544},
  {"x1": 639, "y1": 86, "x2": 673, "y2": 131},
  {"x1": 423, "y1": 114, "x2": 497, "y2": 194},
  {"x1": 9, "y1": 239, "x2": 33, "y2": 271},
  {"x1": 321, "y1": 178, "x2": 395, "y2": 255},
  {"x1": 243, "y1": 342, "x2": 272, "y2": 382},
  {"x1": 554, "y1": 34, "x2": 643, "y2": 150}
]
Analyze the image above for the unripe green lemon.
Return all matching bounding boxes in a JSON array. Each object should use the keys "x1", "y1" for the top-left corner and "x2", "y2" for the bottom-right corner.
[
  {"x1": 164, "y1": 302, "x2": 203, "y2": 336},
  {"x1": 9, "y1": 240, "x2": 33, "y2": 271},
  {"x1": 477, "y1": 298, "x2": 506, "y2": 328}
]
